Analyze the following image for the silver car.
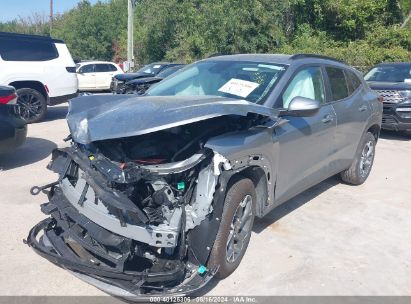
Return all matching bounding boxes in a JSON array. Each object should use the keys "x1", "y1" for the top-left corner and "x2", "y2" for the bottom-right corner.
[{"x1": 26, "y1": 54, "x2": 382, "y2": 300}]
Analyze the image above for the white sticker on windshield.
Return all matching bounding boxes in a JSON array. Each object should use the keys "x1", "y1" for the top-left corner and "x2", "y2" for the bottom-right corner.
[
  {"x1": 218, "y1": 78, "x2": 260, "y2": 98},
  {"x1": 153, "y1": 65, "x2": 161, "y2": 68},
  {"x1": 405, "y1": 79, "x2": 411, "y2": 84}
]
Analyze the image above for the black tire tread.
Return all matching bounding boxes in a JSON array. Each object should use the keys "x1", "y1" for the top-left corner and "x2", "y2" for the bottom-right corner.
[
  {"x1": 16, "y1": 88, "x2": 47, "y2": 123},
  {"x1": 340, "y1": 132, "x2": 376, "y2": 185},
  {"x1": 208, "y1": 177, "x2": 256, "y2": 279}
]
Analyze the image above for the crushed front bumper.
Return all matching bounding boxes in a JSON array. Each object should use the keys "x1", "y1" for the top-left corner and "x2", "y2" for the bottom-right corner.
[
  {"x1": 25, "y1": 189, "x2": 215, "y2": 300},
  {"x1": 110, "y1": 79, "x2": 125, "y2": 94}
]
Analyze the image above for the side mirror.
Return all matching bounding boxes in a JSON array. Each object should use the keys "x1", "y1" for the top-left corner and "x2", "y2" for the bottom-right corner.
[{"x1": 285, "y1": 96, "x2": 320, "y2": 117}]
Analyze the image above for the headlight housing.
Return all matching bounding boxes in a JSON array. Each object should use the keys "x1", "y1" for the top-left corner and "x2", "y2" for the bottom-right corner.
[{"x1": 399, "y1": 90, "x2": 411, "y2": 101}]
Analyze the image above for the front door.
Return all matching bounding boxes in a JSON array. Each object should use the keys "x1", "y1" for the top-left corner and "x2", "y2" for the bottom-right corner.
[
  {"x1": 274, "y1": 66, "x2": 337, "y2": 204},
  {"x1": 77, "y1": 64, "x2": 96, "y2": 90}
]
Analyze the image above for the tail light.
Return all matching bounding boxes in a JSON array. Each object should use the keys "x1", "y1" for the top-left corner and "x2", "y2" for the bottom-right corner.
[
  {"x1": 378, "y1": 95, "x2": 384, "y2": 103},
  {"x1": 0, "y1": 93, "x2": 17, "y2": 105}
]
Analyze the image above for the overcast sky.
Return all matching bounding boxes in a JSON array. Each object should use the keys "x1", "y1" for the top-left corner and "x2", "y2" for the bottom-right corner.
[{"x1": 0, "y1": 0, "x2": 101, "y2": 22}]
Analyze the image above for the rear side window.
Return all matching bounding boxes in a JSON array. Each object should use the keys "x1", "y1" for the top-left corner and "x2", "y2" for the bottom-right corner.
[
  {"x1": 0, "y1": 37, "x2": 58, "y2": 61},
  {"x1": 108, "y1": 64, "x2": 118, "y2": 72},
  {"x1": 345, "y1": 70, "x2": 362, "y2": 94},
  {"x1": 95, "y1": 64, "x2": 110, "y2": 72},
  {"x1": 326, "y1": 67, "x2": 350, "y2": 101}
]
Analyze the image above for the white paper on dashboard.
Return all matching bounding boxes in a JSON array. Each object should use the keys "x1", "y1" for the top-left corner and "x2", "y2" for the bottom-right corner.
[
  {"x1": 218, "y1": 78, "x2": 260, "y2": 98},
  {"x1": 404, "y1": 79, "x2": 411, "y2": 84}
]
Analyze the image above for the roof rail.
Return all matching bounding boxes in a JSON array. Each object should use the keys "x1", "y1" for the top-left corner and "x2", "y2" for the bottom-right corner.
[{"x1": 290, "y1": 53, "x2": 346, "y2": 64}]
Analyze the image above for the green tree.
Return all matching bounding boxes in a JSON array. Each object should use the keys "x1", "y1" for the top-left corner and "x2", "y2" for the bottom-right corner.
[{"x1": 51, "y1": 0, "x2": 127, "y2": 61}]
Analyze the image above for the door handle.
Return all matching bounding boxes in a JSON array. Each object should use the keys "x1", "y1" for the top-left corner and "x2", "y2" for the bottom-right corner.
[
  {"x1": 322, "y1": 114, "x2": 333, "y2": 123},
  {"x1": 359, "y1": 105, "x2": 367, "y2": 112}
]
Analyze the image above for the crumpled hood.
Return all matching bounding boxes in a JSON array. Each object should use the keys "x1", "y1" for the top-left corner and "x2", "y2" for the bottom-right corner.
[
  {"x1": 67, "y1": 95, "x2": 277, "y2": 144},
  {"x1": 367, "y1": 81, "x2": 411, "y2": 91},
  {"x1": 115, "y1": 73, "x2": 153, "y2": 82},
  {"x1": 126, "y1": 76, "x2": 162, "y2": 85}
]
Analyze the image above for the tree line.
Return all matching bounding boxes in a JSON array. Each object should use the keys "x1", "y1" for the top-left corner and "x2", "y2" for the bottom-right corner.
[{"x1": 1, "y1": 0, "x2": 410, "y2": 70}]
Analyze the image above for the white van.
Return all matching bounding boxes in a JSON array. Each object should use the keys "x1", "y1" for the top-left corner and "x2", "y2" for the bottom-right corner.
[{"x1": 0, "y1": 32, "x2": 78, "y2": 123}]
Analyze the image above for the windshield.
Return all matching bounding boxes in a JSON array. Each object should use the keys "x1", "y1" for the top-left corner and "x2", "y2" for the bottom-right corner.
[
  {"x1": 364, "y1": 65, "x2": 411, "y2": 83},
  {"x1": 137, "y1": 63, "x2": 165, "y2": 75},
  {"x1": 146, "y1": 60, "x2": 286, "y2": 103},
  {"x1": 157, "y1": 65, "x2": 183, "y2": 78}
]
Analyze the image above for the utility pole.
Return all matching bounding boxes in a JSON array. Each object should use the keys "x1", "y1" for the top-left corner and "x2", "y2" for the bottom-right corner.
[
  {"x1": 401, "y1": 10, "x2": 411, "y2": 28},
  {"x1": 126, "y1": 0, "x2": 135, "y2": 72},
  {"x1": 49, "y1": 0, "x2": 53, "y2": 32}
]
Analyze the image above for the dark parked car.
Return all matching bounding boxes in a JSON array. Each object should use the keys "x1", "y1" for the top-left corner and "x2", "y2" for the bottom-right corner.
[
  {"x1": 0, "y1": 86, "x2": 27, "y2": 154},
  {"x1": 365, "y1": 62, "x2": 411, "y2": 132},
  {"x1": 26, "y1": 54, "x2": 381, "y2": 300},
  {"x1": 119, "y1": 65, "x2": 185, "y2": 94},
  {"x1": 110, "y1": 62, "x2": 182, "y2": 93}
]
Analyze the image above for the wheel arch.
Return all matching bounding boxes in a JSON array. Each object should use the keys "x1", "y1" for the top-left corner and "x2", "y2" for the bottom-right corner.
[
  {"x1": 367, "y1": 124, "x2": 381, "y2": 141},
  {"x1": 228, "y1": 165, "x2": 269, "y2": 218},
  {"x1": 9, "y1": 80, "x2": 48, "y2": 100}
]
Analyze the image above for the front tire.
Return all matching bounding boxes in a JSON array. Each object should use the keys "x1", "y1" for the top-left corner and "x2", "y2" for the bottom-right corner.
[
  {"x1": 16, "y1": 88, "x2": 47, "y2": 123},
  {"x1": 208, "y1": 177, "x2": 256, "y2": 279},
  {"x1": 340, "y1": 132, "x2": 376, "y2": 185}
]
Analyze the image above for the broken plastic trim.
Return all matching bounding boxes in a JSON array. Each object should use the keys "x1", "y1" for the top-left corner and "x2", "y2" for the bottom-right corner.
[{"x1": 26, "y1": 218, "x2": 216, "y2": 298}]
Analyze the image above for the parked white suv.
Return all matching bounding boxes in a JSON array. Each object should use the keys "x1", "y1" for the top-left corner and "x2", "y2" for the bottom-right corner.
[
  {"x1": 76, "y1": 61, "x2": 122, "y2": 92},
  {"x1": 0, "y1": 32, "x2": 78, "y2": 123}
]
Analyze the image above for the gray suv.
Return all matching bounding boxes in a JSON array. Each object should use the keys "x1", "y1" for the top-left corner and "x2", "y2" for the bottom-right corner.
[{"x1": 26, "y1": 54, "x2": 382, "y2": 299}]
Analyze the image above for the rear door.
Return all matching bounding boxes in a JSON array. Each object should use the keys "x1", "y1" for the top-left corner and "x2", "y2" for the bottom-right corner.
[
  {"x1": 77, "y1": 64, "x2": 96, "y2": 90},
  {"x1": 95, "y1": 64, "x2": 112, "y2": 89},
  {"x1": 275, "y1": 66, "x2": 337, "y2": 203},
  {"x1": 325, "y1": 67, "x2": 370, "y2": 170}
]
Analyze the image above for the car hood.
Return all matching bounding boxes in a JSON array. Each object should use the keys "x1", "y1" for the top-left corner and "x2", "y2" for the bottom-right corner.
[
  {"x1": 115, "y1": 73, "x2": 154, "y2": 82},
  {"x1": 126, "y1": 76, "x2": 162, "y2": 85},
  {"x1": 367, "y1": 81, "x2": 411, "y2": 91},
  {"x1": 67, "y1": 95, "x2": 278, "y2": 144}
]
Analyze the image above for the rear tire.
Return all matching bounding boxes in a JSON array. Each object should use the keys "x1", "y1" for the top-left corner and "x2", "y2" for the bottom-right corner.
[
  {"x1": 340, "y1": 132, "x2": 376, "y2": 185},
  {"x1": 16, "y1": 88, "x2": 47, "y2": 123},
  {"x1": 208, "y1": 177, "x2": 256, "y2": 279}
]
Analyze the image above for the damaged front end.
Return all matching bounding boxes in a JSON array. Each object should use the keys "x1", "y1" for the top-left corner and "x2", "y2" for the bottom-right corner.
[
  {"x1": 25, "y1": 117, "x2": 252, "y2": 299},
  {"x1": 26, "y1": 94, "x2": 278, "y2": 298}
]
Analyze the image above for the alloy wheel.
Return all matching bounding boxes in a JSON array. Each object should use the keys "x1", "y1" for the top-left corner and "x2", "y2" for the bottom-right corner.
[
  {"x1": 226, "y1": 194, "x2": 253, "y2": 263},
  {"x1": 17, "y1": 92, "x2": 45, "y2": 122},
  {"x1": 359, "y1": 140, "x2": 374, "y2": 177}
]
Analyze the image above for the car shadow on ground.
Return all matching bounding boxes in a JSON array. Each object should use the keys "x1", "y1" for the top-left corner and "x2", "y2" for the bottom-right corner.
[
  {"x1": 253, "y1": 175, "x2": 341, "y2": 234},
  {"x1": 379, "y1": 130, "x2": 410, "y2": 141},
  {"x1": 0, "y1": 137, "x2": 57, "y2": 171},
  {"x1": 42, "y1": 105, "x2": 69, "y2": 122}
]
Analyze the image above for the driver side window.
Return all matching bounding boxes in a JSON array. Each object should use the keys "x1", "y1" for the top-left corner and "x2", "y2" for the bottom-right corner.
[
  {"x1": 79, "y1": 64, "x2": 94, "y2": 73},
  {"x1": 282, "y1": 67, "x2": 325, "y2": 108}
]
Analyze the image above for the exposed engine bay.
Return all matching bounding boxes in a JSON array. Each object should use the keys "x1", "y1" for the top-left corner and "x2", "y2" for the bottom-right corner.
[{"x1": 25, "y1": 115, "x2": 257, "y2": 297}]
